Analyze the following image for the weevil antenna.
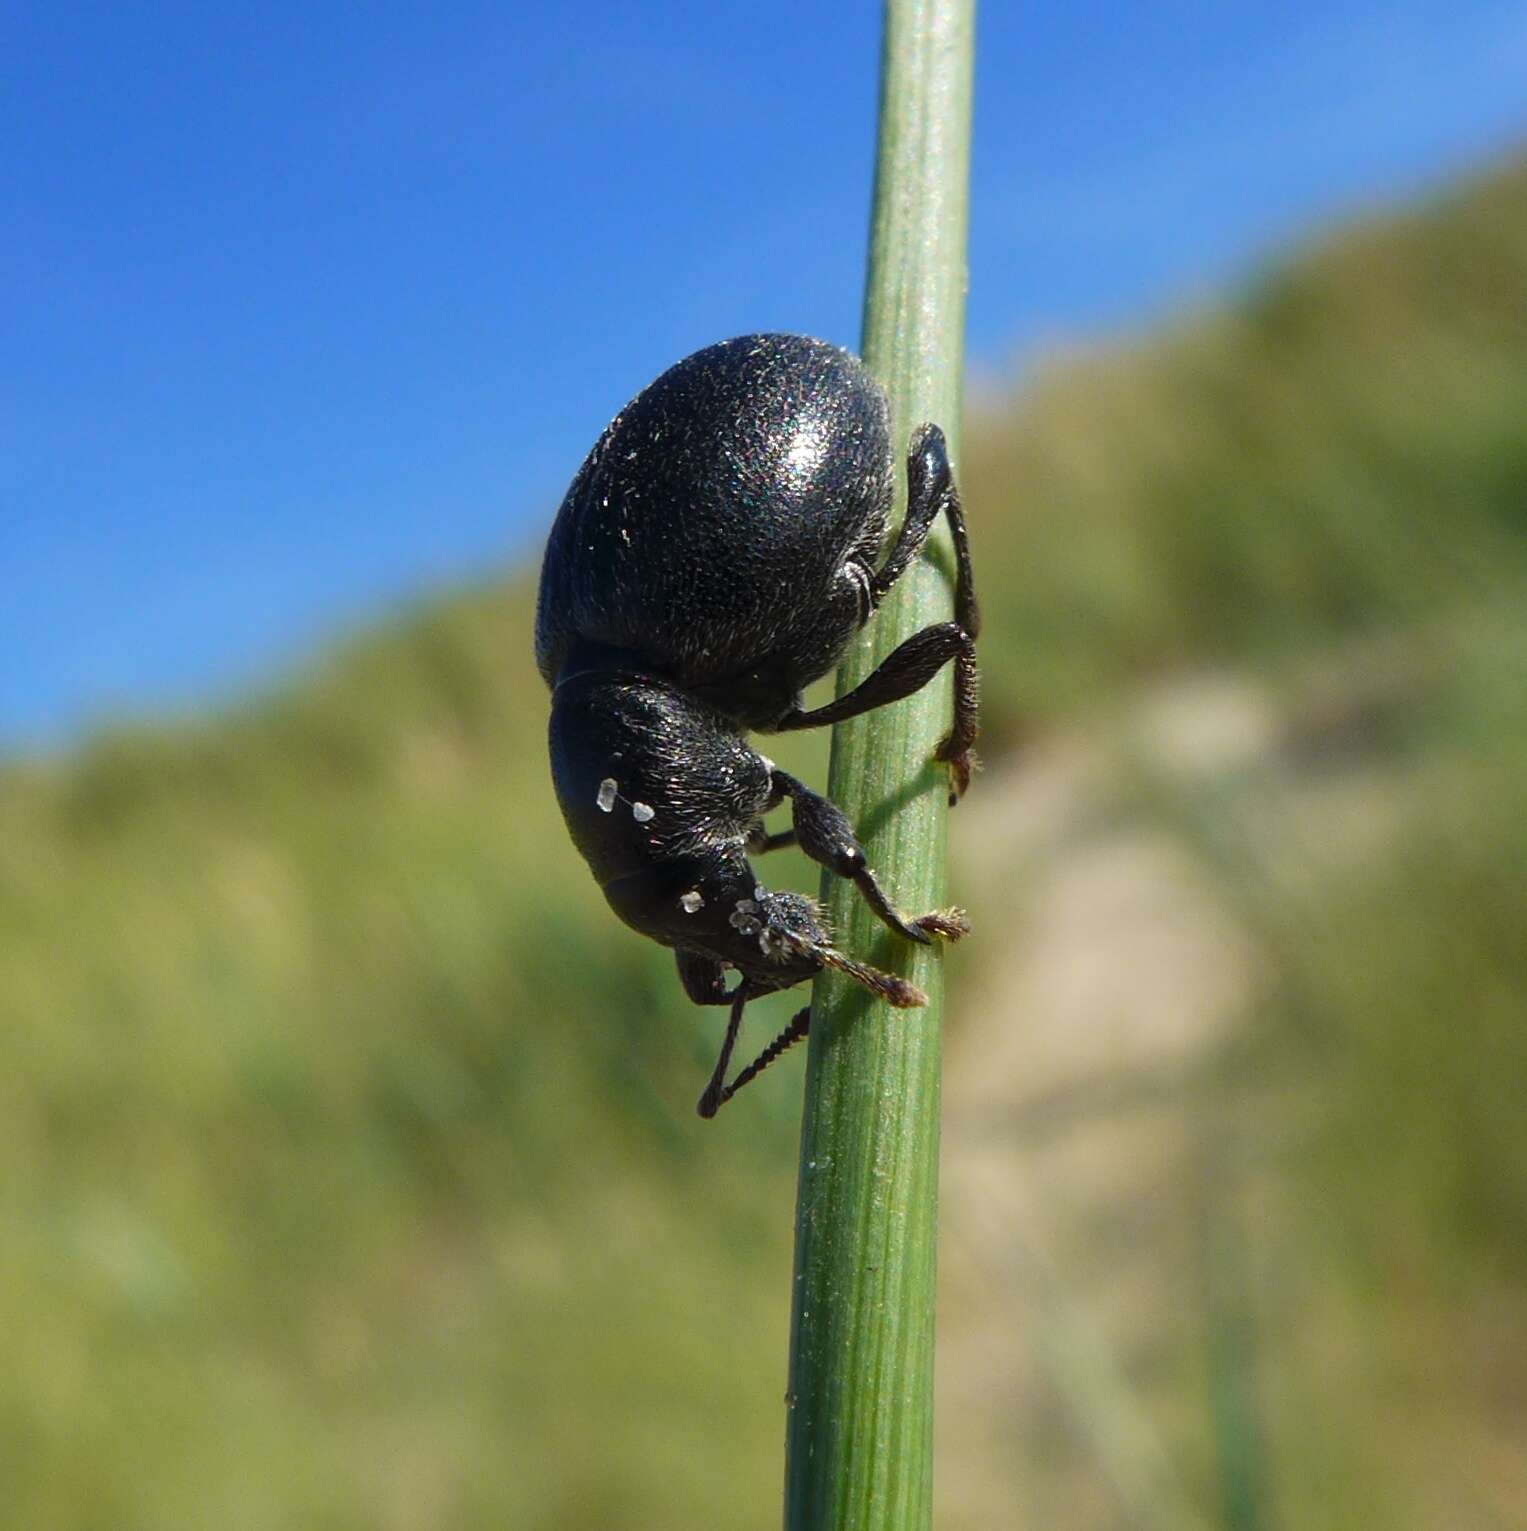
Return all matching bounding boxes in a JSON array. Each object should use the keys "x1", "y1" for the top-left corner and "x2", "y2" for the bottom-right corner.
[{"x1": 820, "y1": 948, "x2": 926, "y2": 1008}]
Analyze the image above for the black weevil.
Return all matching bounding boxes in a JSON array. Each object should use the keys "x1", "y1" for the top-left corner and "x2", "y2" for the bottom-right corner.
[{"x1": 535, "y1": 334, "x2": 980, "y2": 1117}]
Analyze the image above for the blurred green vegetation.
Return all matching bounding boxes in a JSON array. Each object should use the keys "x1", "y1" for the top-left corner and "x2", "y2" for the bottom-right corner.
[{"x1": 3, "y1": 157, "x2": 1525, "y2": 1528}]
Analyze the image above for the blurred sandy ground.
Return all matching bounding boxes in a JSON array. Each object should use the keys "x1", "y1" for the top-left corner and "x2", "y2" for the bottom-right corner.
[{"x1": 938, "y1": 643, "x2": 1527, "y2": 1530}]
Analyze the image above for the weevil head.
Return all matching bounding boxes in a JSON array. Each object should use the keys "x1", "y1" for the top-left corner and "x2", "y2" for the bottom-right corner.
[{"x1": 727, "y1": 885, "x2": 831, "y2": 986}]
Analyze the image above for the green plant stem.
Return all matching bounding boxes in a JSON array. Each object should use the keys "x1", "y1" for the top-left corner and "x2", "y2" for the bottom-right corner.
[{"x1": 783, "y1": 3, "x2": 973, "y2": 1528}]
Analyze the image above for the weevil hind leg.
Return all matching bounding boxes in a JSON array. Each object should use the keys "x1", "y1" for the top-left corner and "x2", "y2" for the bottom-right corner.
[
  {"x1": 870, "y1": 426, "x2": 978, "y2": 628},
  {"x1": 775, "y1": 425, "x2": 981, "y2": 803}
]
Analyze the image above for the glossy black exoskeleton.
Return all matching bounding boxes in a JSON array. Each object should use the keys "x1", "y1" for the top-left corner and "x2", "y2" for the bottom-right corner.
[{"x1": 536, "y1": 334, "x2": 980, "y2": 1117}]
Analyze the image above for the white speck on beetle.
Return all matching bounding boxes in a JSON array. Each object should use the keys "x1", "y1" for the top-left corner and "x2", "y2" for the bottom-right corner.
[
  {"x1": 679, "y1": 891, "x2": 704, "y2": 914},
  {"x1": 631, "y1": 801, "x2": 655, "y2": 823},
  {"x1": 596, "y1": 778, "x2": 617, "y2": 812}
]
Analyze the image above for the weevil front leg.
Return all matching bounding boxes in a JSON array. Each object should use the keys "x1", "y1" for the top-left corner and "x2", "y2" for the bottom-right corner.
[
  {"x1": 678, "y1": 954, "x2": 811, "y2": 1120},
  {"x1": 676, "y1": 952, "x2": 756, "y2": 1119},
  {"x1": 676, "y1": 948, "x2": 740, "y2": 1006},
  {"x1": 702, "y1": 1005, "x2": 812, "y2": 1116},
  {"x1": 695, "y1": 984, "x2": 752, "y2": 1119}
]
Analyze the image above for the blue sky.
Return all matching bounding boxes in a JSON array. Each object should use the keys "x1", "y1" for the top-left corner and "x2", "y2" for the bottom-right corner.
[{"x1": 4, "y1": 1, "x2": 1524, "y2": 749}]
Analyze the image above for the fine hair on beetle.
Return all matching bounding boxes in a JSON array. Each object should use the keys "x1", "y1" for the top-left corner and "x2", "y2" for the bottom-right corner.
[{"x1": 535, "y1": 333, "x2": 980, "y2": 1117}]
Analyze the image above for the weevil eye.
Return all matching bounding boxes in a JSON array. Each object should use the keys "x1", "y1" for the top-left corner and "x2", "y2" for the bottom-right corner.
[{"x1": 759, "y1": 891, "x2": 829, "y2": 958}]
